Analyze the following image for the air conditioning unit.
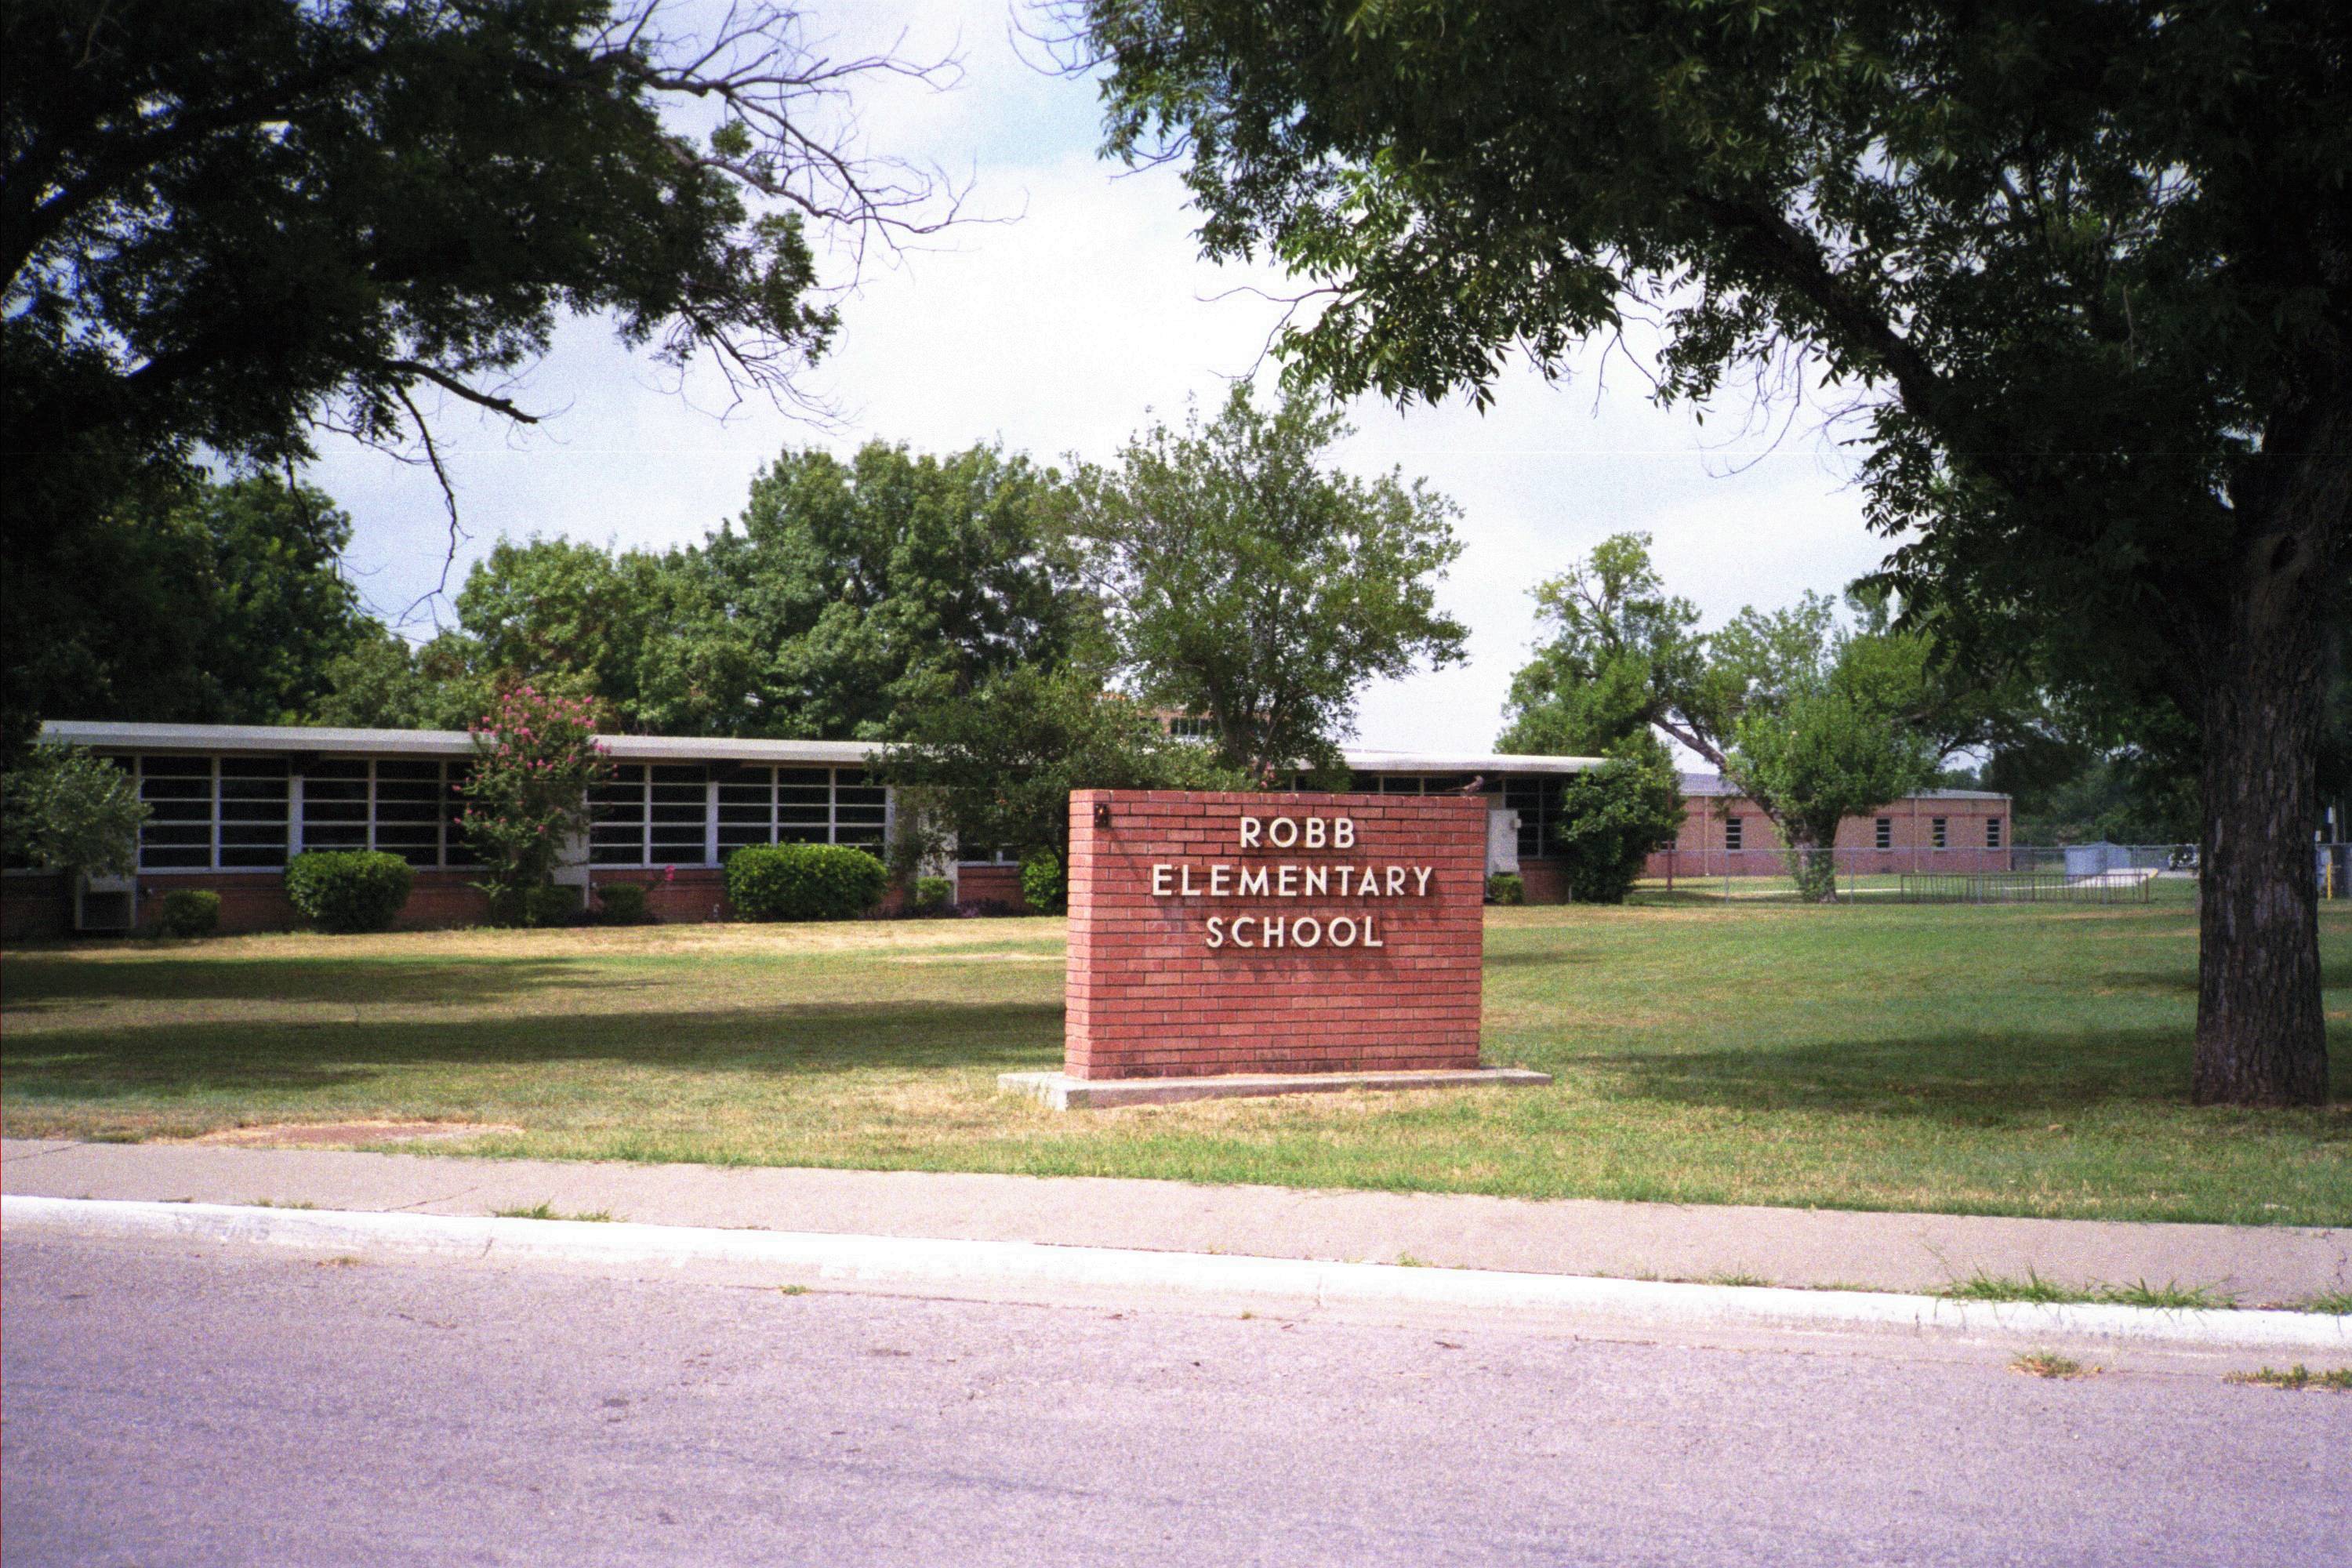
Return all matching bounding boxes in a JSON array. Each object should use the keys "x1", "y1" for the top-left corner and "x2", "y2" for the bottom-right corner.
[{"x1": 72, "y1": 873, "x2": 136, "y2": 935}]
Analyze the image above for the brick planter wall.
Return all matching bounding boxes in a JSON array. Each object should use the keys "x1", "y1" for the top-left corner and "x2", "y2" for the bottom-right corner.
[
  {"x1": 954, "y1": 862, "x2": 1030, "y2": 913},
  {"x1": 1065, "y1": 789, "x2": 1486, "y2": 1080}
]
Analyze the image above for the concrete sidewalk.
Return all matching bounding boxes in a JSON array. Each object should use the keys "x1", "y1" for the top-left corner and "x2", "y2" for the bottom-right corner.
[{"x1": 6, "y1": 1137, "x2": 2346, "y2": 1306}]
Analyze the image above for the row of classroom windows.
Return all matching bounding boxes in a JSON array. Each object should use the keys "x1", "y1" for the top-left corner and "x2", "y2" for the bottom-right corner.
[
  {"x1": 113, "y1": 756, "x2": 886, "y2": 872},
  {"x1": 1720, "y1": 814, "x2": 2005, "y2": 851}
]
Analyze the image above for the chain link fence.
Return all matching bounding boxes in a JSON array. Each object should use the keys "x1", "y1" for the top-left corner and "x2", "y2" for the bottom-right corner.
[{"x1": 1639, "y1": 843, "x2": 2352, "y2": 905}]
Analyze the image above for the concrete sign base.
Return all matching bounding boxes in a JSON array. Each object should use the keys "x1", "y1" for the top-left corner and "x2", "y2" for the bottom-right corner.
[{"x1": 1000, "y1": 1065, "x2": 1551, "y2": 1111}]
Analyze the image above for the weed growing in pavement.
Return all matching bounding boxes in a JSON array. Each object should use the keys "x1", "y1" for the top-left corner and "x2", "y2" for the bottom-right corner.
[
  {"x1": 2226, "y1": 1365, "x2": 2352, "y2": 1392},
  {"x1": 247, "y1": 1197, "x2": 317, "y2": 1210},
  {"x1": 1944, "y1": 1269, "x2": 2074, "y2": 1305},
  {"x1": 2297, "y1": 1290, "x2": 2352, "y2": 1316},
  {"x1": 777, "y1": 1285, "x2": 810, "y2": 1296},
  {"x1": 492, "y1": 1202, "x2": 617, "y2": 1222},
  {"x1": 1394, "y1": 1253, "x2": 1432, "y2": 1268},
  {"x1": 316, "y1": 1255, "x2": 365, "y2": 1268},
  {"x1": 1944, "y1": 1271, "x2": 2240, "y2": 1311},
  {"x1": 2010, "y1": 1352, "x2": 2094, "y2": 1379},
  {"x1": 1708, "y1": 1272, "x2": 1773, "y2": 1288},
  {"x1": 2097, "y1": 1278, "x2": 2240, "y2": 1310}
]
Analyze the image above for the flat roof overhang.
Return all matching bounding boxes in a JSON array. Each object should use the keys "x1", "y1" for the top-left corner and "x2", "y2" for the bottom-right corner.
[{"x1": 39, "y1": 721, "x2": 1606, "y2": 778}]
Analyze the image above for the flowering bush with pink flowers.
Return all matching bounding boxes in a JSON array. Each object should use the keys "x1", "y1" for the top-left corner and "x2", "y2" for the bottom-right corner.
[{"x1": 456, "y1": 685, "x2": 613, "y2": 920}]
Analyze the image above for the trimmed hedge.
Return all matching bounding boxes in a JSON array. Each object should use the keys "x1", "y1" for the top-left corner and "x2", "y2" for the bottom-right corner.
[
  {"x1": 284, "y1": 851, "x2": 413, "y2": 933},
  {"x1": 1019, "y1": 849, "x2": 1066, "y2": 914},
  {"x1": 1485, "y1": 873, "x2": 1525, "y2": 906},
  {"x1": 159, "y1": 887, "x2": 221, "y2": 937},
  {"x1": 726, "y1": 844, "x2": 887, "y2": 922},
  {"x1": 909, "y1": 875, "x2": 953, "y2": 914}
]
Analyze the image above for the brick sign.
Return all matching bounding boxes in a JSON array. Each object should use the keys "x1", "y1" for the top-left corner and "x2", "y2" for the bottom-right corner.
[{"x1": 1064, "y1": 789, "x2": 1486, "y2": 1080}]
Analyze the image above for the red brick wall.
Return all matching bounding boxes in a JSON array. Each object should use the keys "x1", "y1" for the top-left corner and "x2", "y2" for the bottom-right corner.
[
  {"x1": 127, "y1": 870, "x2": 497, "y2": 934},
  {"x1": 1065, "y1": 789, "x2": 1485, "y2": 1081},
  {"x1": 955, "y1": 862, "x2": 1029, "y2": 912},
  {"x1": 1516, "y1": 858, "x2": 1569, "y2": 905},
  {"x1": 589, "y1": 868, "x2": 734, "y2": 924},
  {"x1": 1642, "y1": 793, "x2": 2014, "y2": 879}
]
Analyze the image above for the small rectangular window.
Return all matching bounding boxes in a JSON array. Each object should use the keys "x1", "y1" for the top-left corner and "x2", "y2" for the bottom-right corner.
[
  {"x1": 1932, "y1": 816, "x2": 1949, "y2": 850},
  {"x1": 1987, "y1": 817, "x2": 2004, "y2": 849},
  {"x1": 1725, "y1": 815, "x2": 1744, "y2": 851},
  {"x1": 1875, "y1": 817, "x2": 1893, "y2": 851}
]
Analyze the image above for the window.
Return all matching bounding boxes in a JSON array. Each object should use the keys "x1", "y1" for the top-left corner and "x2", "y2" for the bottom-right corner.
[
  {"x1": 136, "y1": 755, "x2": 218, "y2": 869},
  {"x1": 600, "y1": 764, "x2": 887, "y2": 867},
  {"x1": 1725, "y1": 815, "x2": 1744, "y2": 851},
  {"x1": 124, "y1": 754, "x2": 295, "y2": 871},
  {"x1": 1502, "y1": 776, "x2": 1563, "y2": 859},
  {"x1": 1875, "y1": 817, "x2": 1893, "y2": 851},
  {"x1": 1931, "y1": 816, "x2": 1949, "y2": 849},
  {"x1": 1987, "y1": 817, "x2": 2004, "y2": 849},
  {"x1": 1370, "y1": 774, "x2": 1475, "y2": 797},
  {"x1": 297, "y1": 757, "x2": 474, "y2": 868}
]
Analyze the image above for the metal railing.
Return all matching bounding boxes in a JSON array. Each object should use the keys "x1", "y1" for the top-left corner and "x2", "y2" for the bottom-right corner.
[{"x1": 1639, "y1": 842, "x2": 2350, "y2": 904}]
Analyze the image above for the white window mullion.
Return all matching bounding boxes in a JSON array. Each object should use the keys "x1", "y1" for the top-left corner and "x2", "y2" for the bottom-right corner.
[
  {"x1": 705, "y1": 774, "x2": 720, "y2": 866},
  {"x1": 827, "y1": 768, "x2": 839, "y2": 846},
  {"x1": 641, "y1": 772, "x2": 653, "y2": 866},
  {"x1": 289, "y1": 770, "x2": 305, "y2": 860},
  {"x1": 210, "y1": 756, "x2": 223, "y2": 871}
]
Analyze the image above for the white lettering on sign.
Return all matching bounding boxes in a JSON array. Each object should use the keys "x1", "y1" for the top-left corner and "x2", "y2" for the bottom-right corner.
[{"x1": 1156, "y1": 815, "x2": 1431, "y2": 950}]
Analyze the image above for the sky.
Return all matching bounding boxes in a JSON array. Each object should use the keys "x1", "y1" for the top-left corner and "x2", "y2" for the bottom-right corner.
[{"x1": 310, "y1": 0, "x2": 1894, "y2": 758}]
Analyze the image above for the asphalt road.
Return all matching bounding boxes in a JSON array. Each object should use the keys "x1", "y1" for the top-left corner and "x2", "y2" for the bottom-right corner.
[{"x1": 5, "y1": 1234, "x2": 2347, "y2": 1567}]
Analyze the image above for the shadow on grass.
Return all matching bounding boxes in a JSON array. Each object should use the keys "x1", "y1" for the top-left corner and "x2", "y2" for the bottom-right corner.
[
  {"x1": 0, "y1": 1000, "x2": 1065, "y2": 1102},
  {"x1": 0, "y1": 956, "x2": 617, "y2": 1008},
  {"x1": 1572, "y1": 1025, "x2": 2348, "y2": 1122}
]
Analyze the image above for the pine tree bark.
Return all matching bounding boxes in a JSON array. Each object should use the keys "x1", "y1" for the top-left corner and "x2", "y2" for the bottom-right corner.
[{"x1": 2190, "y1": 401, "x2": 2346, "y2": 1107}]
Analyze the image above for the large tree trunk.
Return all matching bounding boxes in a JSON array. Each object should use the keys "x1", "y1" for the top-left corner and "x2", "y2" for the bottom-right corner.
[{"x1": 2191, "y1": 407, "x2": 2345, "y2": 1107}]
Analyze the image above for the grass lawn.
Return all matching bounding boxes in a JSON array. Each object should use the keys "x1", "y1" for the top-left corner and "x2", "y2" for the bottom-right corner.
[{"x1": 2, "y1": 901, "x2": 2346, "y2": 1226}]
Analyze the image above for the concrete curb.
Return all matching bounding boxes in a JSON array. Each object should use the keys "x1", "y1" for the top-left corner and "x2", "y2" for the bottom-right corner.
[{"x1": 10, "y1": 1195, "x2": 2347, "y2": 1355}]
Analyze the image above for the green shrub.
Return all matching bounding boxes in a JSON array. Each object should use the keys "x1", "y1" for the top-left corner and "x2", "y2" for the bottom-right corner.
[
  {"x1": 1019, "y1": 848, "x2": 1066, "y2": 914},
  {"x1": 726, "y1": 844, "x2": 888, "y2": 922},
  {"x1": 1555, "y1": 753, "x2": 1685, "y2": 905},
  {"x1": 489, "y1": 883, "x2": 584, "y2": 927},
  {"x1": 524, "y1": 884, "x2": 582, "y2": 927},
  {"x1": 1485, "y1": 873, "x2": 1524, "y2": 906},
  {"x1": 284, "y1": 851, "x2": 413, "y2": 933},
  {"x1": 594, "y1": 882, "x2": 650, "y2": 924},
  {"x1": 158, "y1": 887, "x2": 222, "y2": 937},
  {"x1": 911, "y1": 876, "x2": 953, "y2": 914}
]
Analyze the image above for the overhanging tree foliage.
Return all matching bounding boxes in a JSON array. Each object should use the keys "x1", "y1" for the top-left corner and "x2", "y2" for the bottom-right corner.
[
  {"x1": 3, "y1": 0, "x2": 956, "y2": 753},
  {"x1": 1076, "y1": 0, "x2": 2349, "y2": 1104}
]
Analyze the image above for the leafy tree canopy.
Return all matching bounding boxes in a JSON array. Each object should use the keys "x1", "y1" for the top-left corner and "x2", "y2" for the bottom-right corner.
[
  {"x1": 1067, "y1": 385, "x2": 1467, "y2": 779},
  {"x1": 11, "y1": 472, "x2": 372, "y2": 744},
  {"x1": 702, "y1": 441, "x2": 1093, "y2": 739},
  {"x1": 0, "y1": 744, "x2": 147, "y2": 878},
  {"x1": 879, "y1": 662, "x2": 1243, "y2": 866},
  {"x1": 3, "y1": 0, "x2": 953, "y2": 751},
  {"x1": 1502, "y1": 534, "x2": 1984, "y2": 896}
]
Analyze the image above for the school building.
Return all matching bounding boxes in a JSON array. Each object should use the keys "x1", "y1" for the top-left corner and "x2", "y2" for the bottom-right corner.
[
  {"x1": 3, "y1": 721, "x2": 2014, "y2": 938},
  {"x1": 3, "y1": 720, "x2": 1601, "y2": 937},
  {"x1": 1646, "y1": 772, "x2": 2013, "y2": 879}
]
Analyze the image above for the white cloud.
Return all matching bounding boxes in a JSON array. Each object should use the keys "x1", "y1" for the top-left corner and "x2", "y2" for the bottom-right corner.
[{"x1": 311, "y1": 0, "x2": 1903, "y2": 753}]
